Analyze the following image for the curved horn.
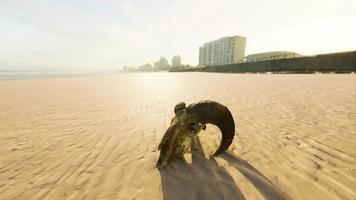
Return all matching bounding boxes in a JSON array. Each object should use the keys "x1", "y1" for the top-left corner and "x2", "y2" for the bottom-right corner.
[{"x1": 186, "y1": 100, "x2": 235, "y2": 156}]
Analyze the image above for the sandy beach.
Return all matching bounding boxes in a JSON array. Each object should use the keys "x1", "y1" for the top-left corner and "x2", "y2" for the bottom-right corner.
[{"x1": 0, "y1": 73, "x2": 355, "y2": 200}]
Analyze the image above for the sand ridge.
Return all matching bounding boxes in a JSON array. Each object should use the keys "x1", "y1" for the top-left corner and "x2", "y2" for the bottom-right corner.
[{"x1": 0, "y1": 73, "x2": 355, "y2": 199}]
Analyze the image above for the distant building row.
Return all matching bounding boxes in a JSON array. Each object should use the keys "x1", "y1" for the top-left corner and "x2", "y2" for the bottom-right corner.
[
  {"x1": 137, "y1": 55, "x2": 182, "y2": 71},
  {"x1": 153, "y1": 55, "x2": 182, "y2": 69},
  {"x1": 198, "y1": 35, "x2": 301, "y2": 66}
]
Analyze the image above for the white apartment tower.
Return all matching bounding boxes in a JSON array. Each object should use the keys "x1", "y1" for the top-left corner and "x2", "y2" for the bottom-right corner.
[{"x1": 199, "y1": 35, "x2": 246, "y2": 66}]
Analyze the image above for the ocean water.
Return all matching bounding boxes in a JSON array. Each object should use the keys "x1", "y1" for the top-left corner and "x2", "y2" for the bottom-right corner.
[
  {"x1": 0, "y1": 71, "x2": 69, "y2": 80},
  {"x1": 0, "y1": 71, "x2": 106, "y2": 80}
]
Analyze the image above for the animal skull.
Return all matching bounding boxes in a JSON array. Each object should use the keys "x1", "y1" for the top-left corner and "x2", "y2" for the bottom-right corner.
[{"x1": 156, "y1": 100, "x2": 236, "y2": 169}]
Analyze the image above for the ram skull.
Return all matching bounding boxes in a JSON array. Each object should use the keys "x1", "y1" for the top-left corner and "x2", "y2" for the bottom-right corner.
[{"x1": 156, "y1": 100, "x2": 235, "y2": 169}]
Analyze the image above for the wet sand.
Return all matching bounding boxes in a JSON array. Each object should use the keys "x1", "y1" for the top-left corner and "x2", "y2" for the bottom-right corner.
[{"x1": 0, "y1": 73, "x2": 355, "y2": 200}]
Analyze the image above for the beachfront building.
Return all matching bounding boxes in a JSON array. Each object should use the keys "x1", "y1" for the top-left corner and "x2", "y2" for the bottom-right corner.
[
  {"x1": 246, "y1": 51, "x2": 301, "y2": 62},
  {"x1": 154, "y1": 57, "x2": 169, "y2": 69},
  {"x1": 171, "y1": 55, "x2": 182, "y2": 67},
  {"x1": 139, "y1": 63, "x2": 153, "y2": 71},
  {"x1": 198, "y1": 35, "x2": 246, "y2": 66}
]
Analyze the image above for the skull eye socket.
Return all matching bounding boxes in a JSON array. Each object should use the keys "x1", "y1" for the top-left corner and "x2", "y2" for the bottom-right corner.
[{"x1": 188, "y1": 122, "x2": 197, "y2": 131}]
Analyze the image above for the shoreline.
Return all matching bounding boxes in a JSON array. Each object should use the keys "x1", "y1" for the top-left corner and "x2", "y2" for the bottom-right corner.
[{"x1": 1, "y1": 71, "x2": 355, "y2": 82}]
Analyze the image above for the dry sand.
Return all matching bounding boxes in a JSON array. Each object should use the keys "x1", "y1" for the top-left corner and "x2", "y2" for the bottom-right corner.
[{"x1": 0, "y1": 73, "x2": 355, "y2": 200}]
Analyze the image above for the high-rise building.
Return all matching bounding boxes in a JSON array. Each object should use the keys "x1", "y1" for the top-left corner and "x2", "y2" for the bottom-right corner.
[
  {"x1": 199, "y1": 35, "x2": 246, "y2": 66},
  {"x1": 154, "y1": 57, "x2": 169, "y2": 69},
  {"x1": 139, "y1": 63, "x2": 153, "y2": 71},
  {"x1": 171, "y1": 55, "x2": 182, "y2": 67}
]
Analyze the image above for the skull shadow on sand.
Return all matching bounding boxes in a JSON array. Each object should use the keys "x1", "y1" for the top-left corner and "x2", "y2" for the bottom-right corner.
[{"x1": 158, "y1": 138, "x2": 290, "y2": 200}]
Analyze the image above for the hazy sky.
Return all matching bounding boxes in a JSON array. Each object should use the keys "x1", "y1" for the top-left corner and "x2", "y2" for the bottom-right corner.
[{"x1": 0, "y1": 0, "x2": 355, "y2": 71}]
